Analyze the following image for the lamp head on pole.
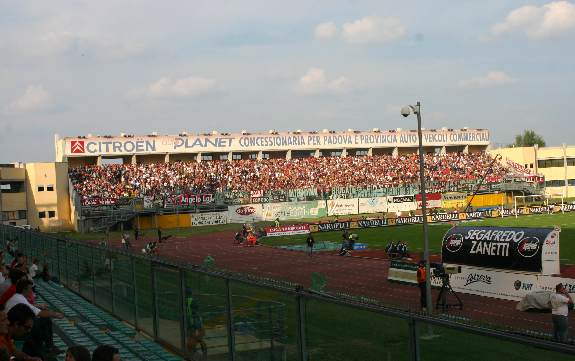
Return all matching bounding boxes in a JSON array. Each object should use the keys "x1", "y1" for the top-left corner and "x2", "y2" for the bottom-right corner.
[{"x1": 401, "y1": 104, "x2": 420, "y2": 117}]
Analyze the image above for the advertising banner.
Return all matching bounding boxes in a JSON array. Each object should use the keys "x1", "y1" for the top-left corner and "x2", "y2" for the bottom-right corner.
[
  {"x1": 327, "y1": 198, "x2": 358, "y2": 216},
  {"x1": 441, "y1": 193, "x2": 467, "y2": 209},
  {"x1": 175, "y1": 194, "x2": 214, "y2": 205},
  {"x1": 190, "y1": 212, "x2": 228, "y2": 226},
  {"x1": 442, "y1": 226, "x2": 555, "y2": 273},
  {"x1": 265, "y1": 224, "x2": 310, "y2": 237},
  {"x1": 357, "y1": 218, "x2": 388, "y2": 228},
  {"x1": 262, "y1": 201, "x2": 327, "y2": 221},
  {"x1": 386, "y1": 195, "x2": 417, "y2": 213},
  {"x1": 317, "y1": 221, "x2": 353, "y2": 232},
  {"x1": 430, "y1": 212, "x2": 460, "y2": 223},
  {"x1": 416, "y1": 193, "x2": 442, "y2": 209},
  {"x1": 227, "y1": 204, "x2": 264, "y2": 223},
  {"x1": 358, "y1": 197, "x2": 388, "y2": 214}
]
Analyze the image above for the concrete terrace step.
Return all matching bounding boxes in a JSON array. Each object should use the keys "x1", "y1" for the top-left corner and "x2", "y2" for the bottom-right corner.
[{"x1": 34, "y1": 280, "x2": 183, "y2": 361}]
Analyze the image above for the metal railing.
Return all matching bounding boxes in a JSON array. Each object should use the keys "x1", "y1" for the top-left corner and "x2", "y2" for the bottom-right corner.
[{"x1": 2, "y1": 225, "x2": 572, "y2": 361}]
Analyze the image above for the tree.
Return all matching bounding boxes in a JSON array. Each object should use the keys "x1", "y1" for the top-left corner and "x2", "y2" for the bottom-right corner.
[{"x1": 512, "y1": 130, "x2": 546, "y2": 147}]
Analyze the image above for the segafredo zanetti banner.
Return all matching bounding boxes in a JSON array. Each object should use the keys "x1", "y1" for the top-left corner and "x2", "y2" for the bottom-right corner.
[{"x1": 442, "y1": 226, "x2": 558, "y2": 273}]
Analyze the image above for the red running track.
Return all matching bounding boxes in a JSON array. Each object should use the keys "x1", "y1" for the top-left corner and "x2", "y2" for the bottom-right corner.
[{"x1": 109, "y1": 231, "x2": 573, "y2": 337}]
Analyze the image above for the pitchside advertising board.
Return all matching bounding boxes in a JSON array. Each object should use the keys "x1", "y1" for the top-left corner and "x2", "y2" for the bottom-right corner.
[
  {"x1": 190, "y1": 212, "x2": 228, "y2": 226},
  {"x1": 442, "y1": 226, "x2": 560, "y2": 274},
  {"x1": 388, "y1": 262, "x2": 575, "y2": 301},
  {"x1": 265, "y1": 224, "x2": 310, "y2": 237}
]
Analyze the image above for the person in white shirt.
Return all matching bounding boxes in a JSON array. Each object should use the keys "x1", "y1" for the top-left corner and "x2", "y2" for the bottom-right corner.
[
  {"x1": 5, "y1": 279, "x2": 64, "y2": 358},
  {"x1": 550, "y1": 283, "x2": 574, "y2": 342},
  {"x1": 28, "y1": 259, "x2": 39, "y2": 279}
]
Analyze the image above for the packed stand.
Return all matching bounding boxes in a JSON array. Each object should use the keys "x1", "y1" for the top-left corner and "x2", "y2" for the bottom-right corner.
[{"x1": 69, "y1": 152, "x2": 510, "y2": 206}]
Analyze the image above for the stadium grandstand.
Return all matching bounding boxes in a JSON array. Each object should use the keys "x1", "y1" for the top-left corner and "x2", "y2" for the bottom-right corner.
[{"x1": 3, "y1": 128, "x2": 575, "y2": 361}]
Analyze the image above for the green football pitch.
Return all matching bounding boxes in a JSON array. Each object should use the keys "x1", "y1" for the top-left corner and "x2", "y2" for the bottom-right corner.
[
  {"x1": 57, "y1": 211, "x2": 575, "y2": 265},
  {"x1": 259, "y1": 212, "x2": 575, "y2": 265}
]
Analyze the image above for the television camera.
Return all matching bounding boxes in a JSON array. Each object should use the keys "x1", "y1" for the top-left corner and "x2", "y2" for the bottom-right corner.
[{"x1": 431, "y1": 263, "x2": 463, "y2": 311}]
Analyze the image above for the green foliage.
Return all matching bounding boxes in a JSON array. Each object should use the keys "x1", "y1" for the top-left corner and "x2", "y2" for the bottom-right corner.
[{"x1": 512, "y1": 129, "x2": 546, "y2": 147}]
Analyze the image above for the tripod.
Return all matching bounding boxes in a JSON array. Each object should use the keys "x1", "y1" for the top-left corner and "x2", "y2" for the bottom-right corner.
[{"x1": 435, "y1": 274, "x2": 463, "y2": 312}]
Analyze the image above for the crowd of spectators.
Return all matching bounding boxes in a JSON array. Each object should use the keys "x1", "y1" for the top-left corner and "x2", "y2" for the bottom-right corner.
[
  {"x1": 69, "y1": 152, "x2": 511, "y2": 206},
  {"x1": 0, "y1": 242, "x2": 122, "y2": 360}
]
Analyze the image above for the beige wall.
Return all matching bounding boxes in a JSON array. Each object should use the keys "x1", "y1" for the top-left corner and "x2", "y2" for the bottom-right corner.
[
  {"x1": 25, "y1": 162, "x2": 73, "y2": 232},
  {"x1": 0, "y1": 166, "x2": 27, "y2": 225}
]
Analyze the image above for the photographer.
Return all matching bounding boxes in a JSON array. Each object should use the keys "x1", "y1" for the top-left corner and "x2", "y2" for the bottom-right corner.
[
  {"x1": 416, "y1": 261, "x2": 427, "y2": 311},
  {"x1": 550, "y1": 283, "x2": 573, "y2": 342}
]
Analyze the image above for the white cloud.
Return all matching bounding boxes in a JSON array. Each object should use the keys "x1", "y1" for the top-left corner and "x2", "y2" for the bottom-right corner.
[
  {"x1": 297, "y1": 68, "x2": 352, "y2": 95},
  {"x1": 5, "y1": 85, "x2": 54, "y2": 114},
  {"x1": 130, "y1": 76, "x2": 218, "y2": 99},
  {"x1": 342, "y1": 16, "x2": 406, "y2": 44},
  {"x1": 314, "y1": 22, "x2": 337, "y2": 39},
  {"x1": 490, "y1": 1, "x2": 575, "y2": 39},
  {"x1": 459, "y1": 71, "x2": 516, "y2": 89}
]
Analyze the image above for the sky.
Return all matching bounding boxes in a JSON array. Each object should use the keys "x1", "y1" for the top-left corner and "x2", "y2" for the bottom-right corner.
[{"x1": 0, "y1": 0, "x2": 574, "y2": 162}]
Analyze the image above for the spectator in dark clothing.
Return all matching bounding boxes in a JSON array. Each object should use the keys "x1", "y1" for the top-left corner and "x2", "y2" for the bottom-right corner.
[
  {"x1": 4, "y1": 304, "x2": 42, "y2": 361},
  {"x1": 66, "y1": 345, "x2": 91, "y2": 361},
  {"x1": 92, "y1": 345, "x2": 120, "y2": 361},
  {"x1": 306, "y1": 234, "x2": 315, "y2": 257}
]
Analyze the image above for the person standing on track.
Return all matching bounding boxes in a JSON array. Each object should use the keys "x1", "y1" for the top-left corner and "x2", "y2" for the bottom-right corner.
[
  {"x1": 417, "y1": 261, "x2": 427, "y2": 312},
  {"x1": 551, "y1": 283, "x2": 573, "y2": 342},
  {"x1": 306, "y1": 234, "x2": 315, "y2": 257}
]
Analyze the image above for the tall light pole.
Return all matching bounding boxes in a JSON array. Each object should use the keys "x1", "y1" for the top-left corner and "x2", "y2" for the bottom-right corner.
[{"x1": 401, "y1": 101, "x2": 433, "y2": 315}]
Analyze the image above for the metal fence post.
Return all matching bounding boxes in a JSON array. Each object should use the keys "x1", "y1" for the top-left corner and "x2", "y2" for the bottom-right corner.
[
  {"x1": 110, "y1": 253, "x2": 115, "y2": 315},
  {"x1": 56, "y1": 240, "x2": 62, "y2": 282},
  {"x1": 151, "y1": 264, "x2": 159, "y2": 340},
  {"x1": 225, "y1": 279, "x2": 236, "y2": 361},
  {"x1": 91, "y1": 247, "x2": 96, "y2": 304},
  {"x1": 296, "y1": 288, "x2": 308, "y2": 361},
  {"x1": 131, "y1": 256, "x2": 139, "y2": 330},
  {"x1": 408, "y1": 316, "x2": 420, "y2": 361},
  {"x1": 179, "y1": 269, "x2": 188, "y2": 355}
]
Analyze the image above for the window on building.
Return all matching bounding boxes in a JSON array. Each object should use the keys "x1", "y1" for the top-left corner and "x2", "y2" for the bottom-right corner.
[
  {"x1": 567, "y1": 158, "x2": 575, "y2": 167},
  {"x1": 538, "y1": 159, "x2": 566, "y2": 168},
  {"x1": 46, "y1": 185, "x2": 54, "y2": 191},
  {"x1": 201, "y1": 155, "x2": 213, "y2": 161},
  {"x1": 261, "y1": 153, "x2": 270, "y2": 160},
  {"x1": 568, "y1": 179, "x2": 575, "y2": 186},
  {"x1": 219, "y1": 154, "x2": 229, "y2": 161},
  {"x1": 18, "y1": 210, "x2": 27, "y2": 220},
  {"x1": 0, "y1": 182, "x2": 24, "y2": 193},
  {"x1": 248, "y1": 153, "x2": 258, "y2": 160},
  {"x1": 355, "y1": 150, "x2": 369, "y2": 156},
  {"x1": 48, "y1": 211, "x2": 56, "y2": 218},
  {"x1": 38, "y1": 211, "x2": 46, "y2": 219},
  {"x1": 530, "y1": 163, "x2": 533, "y2": 168},
  {"x1": 232, "y1": 154, "x2": 242, "y2": 160},
  {"x1": 327, "y1": 150, "x2": 342, "y2": 157},
  {"x1": 37, "y1": 185, "x2": 44, "y2": 192}
]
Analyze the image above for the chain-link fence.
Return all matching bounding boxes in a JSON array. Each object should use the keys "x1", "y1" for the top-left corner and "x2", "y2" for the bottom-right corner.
[{"x1": 1, "y1": 225, "x2": 573, "y2": 361}]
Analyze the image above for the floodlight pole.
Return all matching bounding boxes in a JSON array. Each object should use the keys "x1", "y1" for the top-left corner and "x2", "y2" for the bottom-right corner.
[
  {"x1": 415, "y1": 103, "x2": 433, "y2": 315},
  {"x1": 405, "y1": 101, "x2": 433, "y2": 315}
]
